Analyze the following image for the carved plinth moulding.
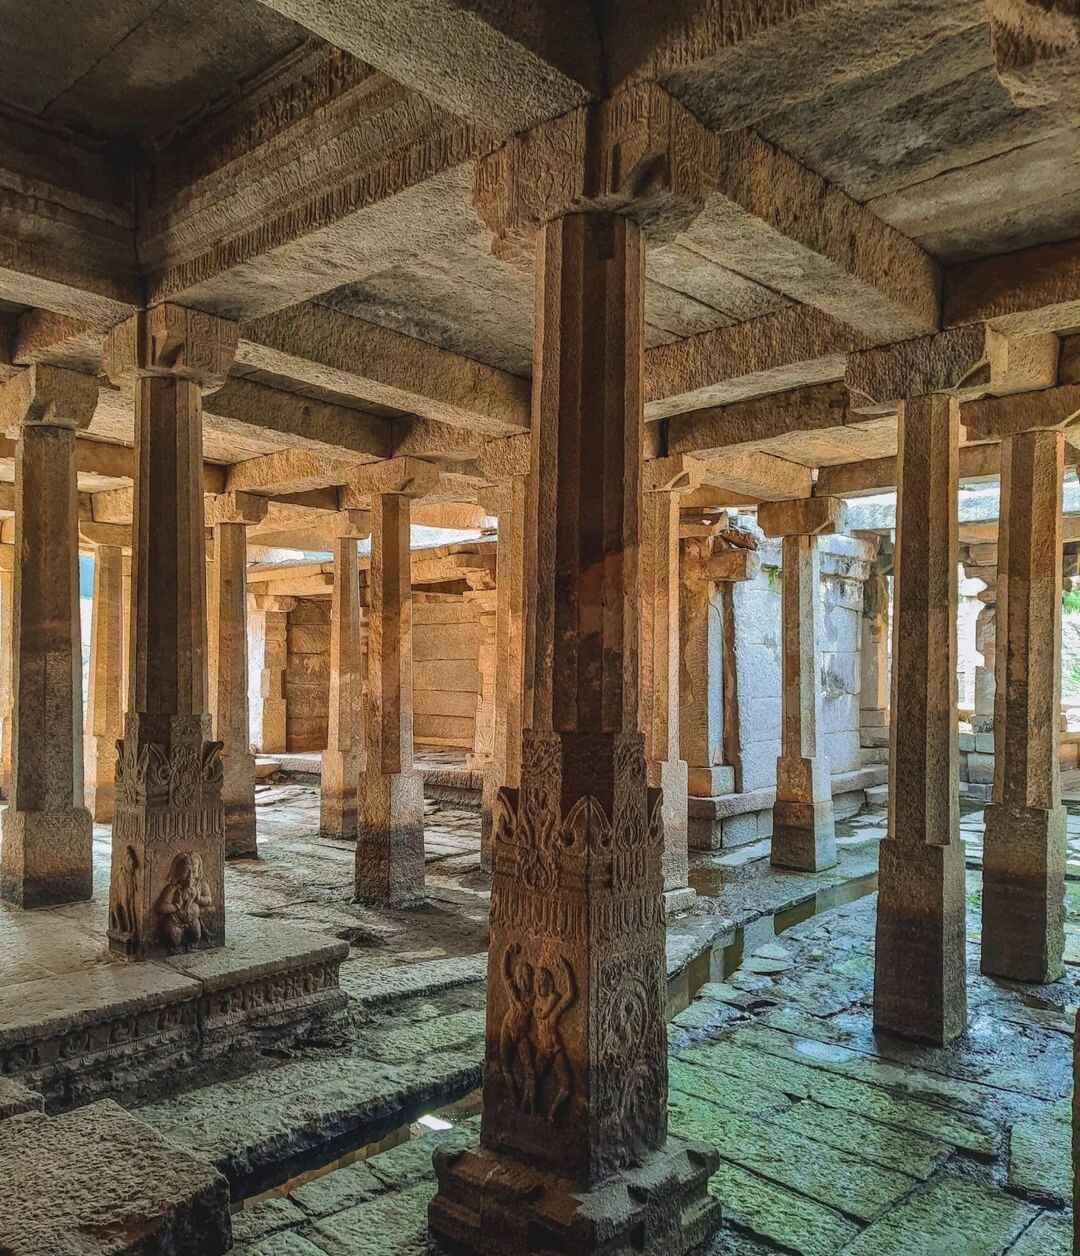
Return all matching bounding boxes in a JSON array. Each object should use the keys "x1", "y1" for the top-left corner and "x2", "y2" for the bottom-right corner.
[{"x1": 108, "y1": 725, "x2": 225, "y2": 960}]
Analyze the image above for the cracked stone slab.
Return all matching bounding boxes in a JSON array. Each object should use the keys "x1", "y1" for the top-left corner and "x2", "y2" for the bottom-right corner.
[
  {"x1": 342, "y1": 953, "x2": 486, "y2": 1007},
  {"x1": 0, "y1": 1099, "x2": 231, "y2": 1255},
  {"x1": 1008, "y1": 1110, "x2": 1073, "y2": 1203}
]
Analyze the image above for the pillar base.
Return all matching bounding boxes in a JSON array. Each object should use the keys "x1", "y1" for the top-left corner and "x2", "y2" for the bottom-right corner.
[
  {"x1": 0, "y1": 808, "x2": 93, "y2": 908},
  {"x1": 319, "y1": 750, "x2": 359, "y2": 842},
  {"x1": 687, "y1": 765, "x2": 736, "y2": 797},
  {"x1": 981, "y1": 801, "x2": 1066, "y2": 984},
  {"x1": 223, "y1": 751, "x2": 258, "y2": 859},
  {"x1": 429, "y1": 1135, "x2": 721, "y2": 1256},
  {"x1": 874, "y1": 838, "x2": 967, "y2": 1044},
  {"x1": 770, "y1": 798, "x2": 837, "y2": 871},
  {"x1": 355, "y1": 770, "x2": 425, "y2": 905}
]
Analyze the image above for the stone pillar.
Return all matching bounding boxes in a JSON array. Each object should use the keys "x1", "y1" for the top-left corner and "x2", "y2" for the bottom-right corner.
[
  {"x1": 641, "y1": 457, "x2": 703, "y2": 897},
  {"x1": 429, "y1": 213, "x2": 719, "y2": 1256},
  {"x1": 102, "y1": 305, "x2": 236, "y2": 959},
  {"x1": 983, "y1": 428, "x2": 1066, "y2": 983},
  {"x1": 354, "y1": 461, "x2": 436, "y2": 905},
  {"x1": 85, "y1": 544, "x2": 126, "y2": 823},
  {"x1": 465, "y1": 587, "x2": 498, "y2": 772},
  {"x1": 858, "y1": 537, "x2": 891, "y2": 749},
  {"x1": 759, "y1": 497, "x2": 844, "y2": 872},
  {"x1": 321, "y1": 525, "x2": 368, "y2": 840},
  {"x1": 121, "y1": 554, "x2": 132, "y2": 714},
  {"x1": 256, "y1": 597, "x2": 293, "y2": 752},
  {"x1": 0, "y1": 366, "x2": 97, "y2": 908},
  {"x1": 208, "y1": 493, "x2": 267, "y2": 858},
  {"x1": 476, "y1": 445, "x2": 530, "y2": 873},
  {"x1": 874, "y1": 393, "x2": 967, "y2": 1044},
  {"x1": 679, "y1": 519, "x2": 759, "y2": 800},
  {"x1": 0, "y1": 544, "x2": 14, "y2": 800}
]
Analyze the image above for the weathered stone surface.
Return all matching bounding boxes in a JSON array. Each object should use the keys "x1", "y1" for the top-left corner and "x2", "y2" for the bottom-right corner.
[
  {"x1": 1008, "y1": 1109, "x2": 1072, "y2": 1203},
  {"x1": 321, "y1": 536, "x2": 364, "y2": 841},
  {"x1": 0, "y1": 1100, "x2": 231, "y2": 1255},
  {"x1": 85, "y1": 543, "x2": 125, "y2": 823}
]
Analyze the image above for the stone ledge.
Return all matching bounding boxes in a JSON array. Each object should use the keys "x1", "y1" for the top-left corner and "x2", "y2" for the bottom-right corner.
[
  {"x1": 688, "y1": 766, "x2": 889, "y2": 822},
  {"x1": 0, "y1": 1100, "x2": 231, "y2": 1256}
]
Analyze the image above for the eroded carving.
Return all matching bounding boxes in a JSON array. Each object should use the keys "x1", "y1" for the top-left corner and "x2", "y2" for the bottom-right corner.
[
  {"x1": 108, "y1": 845, "x2": 139, "y2": 944},
  {"x1": 498, "y1": 943, "x2": 577, "y2": 1122},
  {"x1": 156, "y1": 852, "x2": 213, "y2": 952}
]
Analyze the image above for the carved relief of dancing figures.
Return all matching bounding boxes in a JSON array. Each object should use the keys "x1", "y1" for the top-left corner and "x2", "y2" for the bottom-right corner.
[{"x1": 498, "y1": 943, "x2": 577, "y2": 1122}]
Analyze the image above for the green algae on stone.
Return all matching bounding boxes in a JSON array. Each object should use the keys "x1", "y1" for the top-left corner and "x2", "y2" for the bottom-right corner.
[
  {"x1": 306, "y1": 1182, "x2": 435, "y2": 1256},
  {"x1": 706, "y1": 1160, "x2": 859, "y2": 1256},
  {"x1": 363, "y1": 1010, "x2": 486, "y2": 1062},
  {"x1": 1008, "y1": 1112, "x2": 1073, "y2": 1204},
  {"x1": 1009, "y1": 1213, "x2": 1073, "y2": 1256},
  {"x1": 669, "y1": 1057, "x2": 792, "y2": 1119},
  {"x1": 677, "y1": 1037, "x2": 996, "y2": 1154},
  {"x1": 837, "y1": 1177, "x2": 1035, "y2": 1256},
  {"x1": 771, "y1": 1099, "x2": 949, "y2": 1178},
  {"x1": 237, "y1": 1232, "x2": 331, "y2": 1256},
  {"x1": 289, "y1": 1162, "x2": 384, "y2": 1219},
  {"x1": 365, "y1": 1125, "x2": 475, "y2": 1190},
  {"x1": 668, "y1": 1091, "x2": 917, "y2": 1221},
  {"x1": 232, "y1": 1196, "x2": 308, "y2": 1245}
]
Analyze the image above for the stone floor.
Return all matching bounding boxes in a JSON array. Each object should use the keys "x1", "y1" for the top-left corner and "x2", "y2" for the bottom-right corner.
[{"x1": 1, "y1": 784, "x2": 1078, "y2": 1253}]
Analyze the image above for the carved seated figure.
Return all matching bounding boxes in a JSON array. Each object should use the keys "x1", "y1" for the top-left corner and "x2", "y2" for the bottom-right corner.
[{"x1": 156, "y1": 852, "x2": 213, "y2": 951}]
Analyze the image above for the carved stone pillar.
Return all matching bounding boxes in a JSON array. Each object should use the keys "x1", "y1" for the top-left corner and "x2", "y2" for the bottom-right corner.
[
  {"x1": 679, "y1": 518, "x2": 759, "y2": 801},
  {"x1": 858, "y1": 538, "x2": 892, "y2": 744},
  {"x1": 208, "y1": 493, "x2": 267, "y2": 858},
  {"x1": 983, "y1": 428, "x2": 1066, "y2": 982},
  {"x1": 874, "y1": 393, "x2": 967, "y2": 1044},
  {"x1": 321, "y1": 520, "x2": 369, "y2": 840},
  {"x1": 0, "y1": 544, "x2": 14, "y2": 800},
  {"x1": 0, "y1": 366, "x2": 97, "y2": 908},
  {"x1": 430, "y1": 213, "x2": 720, "y2": 1256},
  {"x1": 352, "y1": 458, "x2": 438, "y2": 905},
  {"x1": 256, "y1": 597, "x2": 294, "y2": 753},
  {"x1": 465, "y1": 588, "x2": 498, "y2": 772},
  {"x1": 85, "y1": 543, "x2": 126, "y2": 823},
  {"x1": 476, "y1": 439, "x2": 530, "y2": 874},
  {"x1": 102, "y1": 305, "x2": 236, "y2": 959},
  {"x1": 641, "y1": 457, "x2": 703, "y2": 896},
  {"x1": 759, "y1": 497, "x2": 844, "y2": 872}
]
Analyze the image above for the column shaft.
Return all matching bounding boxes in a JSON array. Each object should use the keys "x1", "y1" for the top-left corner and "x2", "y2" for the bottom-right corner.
[
  {"x1": 211, "y1": 521, "x2": 257, "y2": 858},
  {"x1": 85, "y1": 545, "x2": 125, "y2": 823},
  {"x1": 430, "y1": 212, "x2": 719, "y2": 1256},
  {"x1": 0, "y1": 550, "x2": 13, "y2": 799},
  {"x1": 355, "y1": 492, "x2": 425, "y2": 903},
  {"x1": 874, "y1": 393, "x2": 967, "y2": 1044},
  {"x1": 104, "y1": 308, "x2": 234, "y2": 960},
  {"x1": 2, "y1": 421, "x2": 92, "y2": 906},
  {"x1": 679, "y1": 538, "x2": 732, "y2": 797},
  {"x1": 772, "y1": 534, "x2": 837, "y2": 870},
  {"x1": 321, "y1": 535, "x2": 363, "y2": 839},
  {"x1": 982, "y1": 428, "x2": 1066, "y2": 982},
  {"x1": 467, "y1": 594, "x2": 498, "y2": 771},
  {"x1": 642, "y1": 488, "x2": 689, "y2": 891}
]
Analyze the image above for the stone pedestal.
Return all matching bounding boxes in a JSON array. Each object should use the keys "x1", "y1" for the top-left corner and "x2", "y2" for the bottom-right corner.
[
  {"x1": 477, "y1": 452, "x2": 529, "y2": 874},
  {"x1": 255, "y1": 596, "x2": 294, "y2": 753},
  {"x1": 322, "y1": 529, "x2": 367, "y2": 840},
  {"x1": 430, "y1": 213, "x2": 719, "y2": 1256},
  {"x1": 209, "y1": 494, "x2": 266, "y2": 858},
  {"x1": 982, "y1": 428, "x2": 1066, "y2": 983},
  {"x1": 103, "y1": 305, "x2": 236, "y2": 960},
  {"x1": 759, "y1": 498, "x2": 844, "y2": 873},
  {"x1": 874, "y1": 393, "x2": 967, "y2": 1044},
  {"x1": 0, "y1": 366, "x2": 97, "y2": 908},
  {"x1": 85, "y1": 543, "x2": 126, "y2": 823},
  {"x1": 355, "y1": 475, "x2": 428, "y2": 905}
]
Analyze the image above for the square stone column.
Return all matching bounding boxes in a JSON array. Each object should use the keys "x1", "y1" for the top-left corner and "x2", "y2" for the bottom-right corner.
[
  {"x1": 85, "y1": 543, "x2": 126, "y2": 823},
  {"x1": 759, "y1": 496, "x2": 844, "y2": 872},
  {"x1": 254, "y1": 597, "x2": 293, "y2": 752},
  {"x1": 0, "y1": 544, "x2": 14, "y2": 800},
  {"x1": 321, "y1": 522, "x2": 369, "y2": 841},
  {"x1": 641, "y1": 457, "x2": 704, "y2": 896},
  {"x1": 0, "y1": 366, "x2": 97, "y2": 908},
  {"x1": 982, "y1": 428, "x2": 1067, "y2": 983},
  {"x1": 857, "y1": 536, "x2": 892, "y2": 745},
  {"x1": 350, "y1": 458, "x2": 439, "y2": 905},
  {"x1": 208, "y1": 493, "x2": 267, "y2": 858},
  {"x1": 465, "y1": 587, "x2": 498, "y2": 772},
  {"x1": 475, "y1": 443, "x2": 530, "y2": 873},
  {"x1": 430, "y1": 213, "x2": 720, "y2": 1256},
  {"x1": 874, "y1": 393, "x2": 967, "y2": 1044},
  {"x1": 102, "y1": 305, "x2": 237, "y2": 959}
]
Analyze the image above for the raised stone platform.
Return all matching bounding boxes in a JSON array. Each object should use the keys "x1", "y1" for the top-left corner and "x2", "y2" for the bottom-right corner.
[
  {"x1": 0, "y1": 1099, "x2": 232, "y2": 1255},
  {"x1": 260, "y1": 748, "x2": 484, "y2": 806},
  {"x1": 688, "y1": 765, "x2": 889, "y2": 850},
  {"x1": 0, "y1": 916, "x2": 347, "y2": 1109}
]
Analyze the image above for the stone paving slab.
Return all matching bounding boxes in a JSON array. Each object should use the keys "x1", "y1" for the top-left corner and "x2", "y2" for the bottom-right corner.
[
  {"x1": 1010, "y1": 1214, "x2": 1073, "y2": 1256},
  {"x1": 770, "y1": 1099, "x2": 949, "y2": 1178},
  {"x1": 341, "y1": 954, "x2": 487, "y2": 1007},
  {"x1": 1008, "y1": 1110, "x2": 1073, "y2": 1204}
]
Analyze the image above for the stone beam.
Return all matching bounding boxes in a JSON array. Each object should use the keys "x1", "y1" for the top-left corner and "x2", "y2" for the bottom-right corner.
[
  {"x1": 963, "y1": 383, "x2": 1080, "y2": 442},
  {"x1": 340, "y1": 456, "x2": 441, "y2": 506},
  {"x1": 988, "y1": 0, "x2": 1080, "y2": 108},
  {"x1": 644, "y1": 306, "x2": 865, "y2": 420},
  {"x1": 945, "y1": 236, "x2": 1080, "y2": 336},
  {"x1": 697, "y1": 451, "x2": 812, "y2": 501},
  {"x1": 141, "y1": 51, "x2": 499, "y2": 318},
  {"x1": 251, "y1": 0, "x2": 600, "y2": 134},
  {"x1": 239, "y1": 305, "x2": 530, "y2": 435}
]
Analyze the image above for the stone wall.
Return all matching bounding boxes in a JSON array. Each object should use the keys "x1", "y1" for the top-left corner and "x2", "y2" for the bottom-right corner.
[
  {"x1": 819, "y1": 536, "x2": 870, "y2": 779},
  {"x1": 413, "y1": 595, "x2": 481, "y2": 749},
  {"x1": 285, "y1": 600, "x2": 330, "y2": 752}
]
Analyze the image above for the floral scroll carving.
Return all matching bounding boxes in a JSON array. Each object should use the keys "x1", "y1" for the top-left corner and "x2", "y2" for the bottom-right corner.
[{"x1": 115, "y1": 737, "x2": 224, "y2": 810}]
